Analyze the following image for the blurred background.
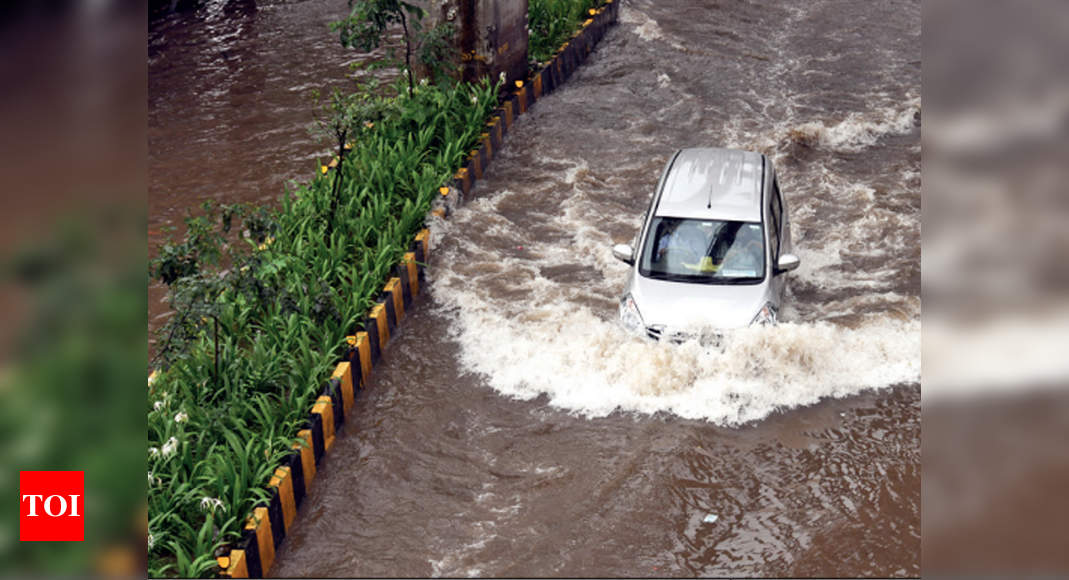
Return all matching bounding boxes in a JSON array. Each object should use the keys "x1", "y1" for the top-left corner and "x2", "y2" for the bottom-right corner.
[
  {"x1": 0, "y1": 0, "x2": 1067, "y2": 576},
  {"x1": 923, "y1": 0, "x2": 1069, "y2": 575},
  {"x1": 0, "y1": 0, "x2": 147, "y2": 577}
]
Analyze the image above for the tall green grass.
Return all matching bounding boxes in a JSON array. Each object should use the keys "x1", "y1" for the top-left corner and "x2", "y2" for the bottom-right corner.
[
  {"x1": 147, "y1": 78, "x2": 498, "y2": 578},
  {"x1": 528, "y1": 0, "x2": 603, "y2": 62}
]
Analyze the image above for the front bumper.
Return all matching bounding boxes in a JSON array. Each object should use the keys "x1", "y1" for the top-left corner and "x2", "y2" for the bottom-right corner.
[{"x1": 645, "y1": 325, "x2": 723, "y2": 347}]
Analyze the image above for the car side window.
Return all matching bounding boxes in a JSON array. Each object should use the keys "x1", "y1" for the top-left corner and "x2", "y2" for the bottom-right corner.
[{"x1": 769, "y1": 177, "x2": 782, "y2": 261}]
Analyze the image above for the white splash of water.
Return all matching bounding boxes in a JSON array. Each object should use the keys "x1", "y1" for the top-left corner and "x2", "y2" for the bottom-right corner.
[
  {"x1": 620, "y1": 5, "x2": 664, "y2": 42},
  {"x1": 720, "y1": 94, "x2": 921, "y2": 156},
  {"x1": 428, "y1": 521, "x2": 496, "y2": 578},
  {"x1": 786, "y1": 95, "x2": 921, "y2": 153},
  {"x1": 429, "y1": 278, "x2": 918, "y2": 426},
  {"x1": 620, "y1": 4, "x2": 686, "y2": 51}
]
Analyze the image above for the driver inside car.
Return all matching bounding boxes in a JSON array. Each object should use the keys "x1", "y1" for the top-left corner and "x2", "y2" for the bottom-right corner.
[
  {"x1": 720, "y1": 225, "x2": 763, "y2": 273},
  {"x1": 655, "y1": 220, "x2": 710, "y2": 268}
]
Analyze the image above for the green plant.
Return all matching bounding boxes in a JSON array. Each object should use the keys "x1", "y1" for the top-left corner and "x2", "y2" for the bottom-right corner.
[
  {"x1": 528, "y1": 0, "x2": 602, "y2": 63},
  {"x1": 310, "y1": 80, "x2": 397, "y2": 238},
  {"x1": 418, "y1": 21, "x2": 460, "y2": 87},
  {"x1": 332, "y1": 0, "x2": 426, "y2": 97},
  {"x1": 152, "y1": 205, "x2": 226, "y2": 284},
  {"x1": 148, "y1": 78, "x2": 500, "y2": 577},
  {"x1": 332, "y1": 1, "x2": 461, "y2": 96}
]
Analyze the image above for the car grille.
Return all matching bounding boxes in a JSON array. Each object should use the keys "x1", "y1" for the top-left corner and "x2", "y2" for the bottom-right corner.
[{"x1": 646, "y1": 326, "x2": 723, "y2": 347}]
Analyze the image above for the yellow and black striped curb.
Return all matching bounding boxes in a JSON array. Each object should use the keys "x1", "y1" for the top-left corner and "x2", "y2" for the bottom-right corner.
[
  {"x1": 214, "y1": 3, "x2": 618, "y2": 576},
  {"x1": 216, "y1": 229, "x2": 429, "y2": 579}
]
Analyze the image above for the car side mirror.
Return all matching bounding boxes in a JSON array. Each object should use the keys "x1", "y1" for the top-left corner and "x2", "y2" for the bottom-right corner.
[
  {"x1": 776, "y1": 253, "x2": 800, "y2": 274},
  {"x1": 612, "y1": 243, "x2": 635, "y2": 265}
]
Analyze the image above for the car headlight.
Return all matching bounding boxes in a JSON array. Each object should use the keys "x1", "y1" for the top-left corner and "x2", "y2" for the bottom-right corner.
[
  {"x1": 619, "y1": 294, "x2": 644, "y2": 334},
  {"x1": 751, "y1": 302, "x2": 777, "y2": 326}
]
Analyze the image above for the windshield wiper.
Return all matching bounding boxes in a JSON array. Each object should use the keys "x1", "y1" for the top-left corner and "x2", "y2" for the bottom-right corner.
[
  {"x1": 646, "y1": 272, "x2": 763, "y2": 284},
  {"x1": 711, "y1": 276, "x2": 763, "y2": 285},
  {"x1": 647, "y1": 272, "x2": 694, "y2": 282}
]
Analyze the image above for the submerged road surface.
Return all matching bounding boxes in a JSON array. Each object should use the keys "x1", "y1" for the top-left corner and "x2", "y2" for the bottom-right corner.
[{"x1": 270, "y1": 0, "x2": 920, "y2": 576}]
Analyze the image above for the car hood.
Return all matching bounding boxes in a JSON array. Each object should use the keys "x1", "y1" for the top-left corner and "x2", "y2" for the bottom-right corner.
[{"x1": 630, "y1": 273, "x2": 768, "y2": 330}]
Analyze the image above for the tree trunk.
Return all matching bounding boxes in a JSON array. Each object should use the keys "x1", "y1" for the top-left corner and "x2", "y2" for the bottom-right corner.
[
  {"x1": 400, "y1": 11, "x2": 414, "y2": 97},
  {"x1": 326, "y1": 129, "x2": 347, "y2": 240}
]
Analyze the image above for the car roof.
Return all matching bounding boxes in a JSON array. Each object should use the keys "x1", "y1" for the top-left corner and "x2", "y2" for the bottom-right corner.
[{"x1": 654, "y1": 148, "x2": 765, "y2": 222}]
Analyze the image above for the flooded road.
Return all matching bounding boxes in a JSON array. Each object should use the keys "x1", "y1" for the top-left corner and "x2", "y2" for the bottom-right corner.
[
  {"x1": 266, "y1": 0, "x2": 921, "y2": 576},
  {"x1": 273, "y1": 307, "x2": 918, "y2": 577}
]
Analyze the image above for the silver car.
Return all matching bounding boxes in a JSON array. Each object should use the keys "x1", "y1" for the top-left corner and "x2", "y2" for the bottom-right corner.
[{"x1": 612, "y1": 147, "x2": 800, "y2": 340}]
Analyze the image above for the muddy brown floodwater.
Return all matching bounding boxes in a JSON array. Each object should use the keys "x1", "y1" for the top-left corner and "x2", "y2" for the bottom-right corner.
[
  {"x1": 272, "y1": 305, "x2": 919, "y2": 578},
  {"x1": 148, "y1": 0, "x2": 398, "y2": 350},
  {"x1": 151, "y1": 0, "x2": 920, "y2": 576}
]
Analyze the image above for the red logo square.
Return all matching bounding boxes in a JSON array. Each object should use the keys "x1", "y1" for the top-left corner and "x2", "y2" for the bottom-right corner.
[{"x1": 19, "y1": 471, "x2": 84, "y2": 542}]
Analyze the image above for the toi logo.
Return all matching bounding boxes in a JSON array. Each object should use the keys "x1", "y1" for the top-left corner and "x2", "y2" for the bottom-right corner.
[{"x1": 19, "y1": 471, "x2": 84, "y2": 542}]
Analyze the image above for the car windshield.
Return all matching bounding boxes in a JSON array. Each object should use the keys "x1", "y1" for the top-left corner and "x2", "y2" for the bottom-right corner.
[{"x1": 638, "y1": 217, "x2": 765, "y2": 284}]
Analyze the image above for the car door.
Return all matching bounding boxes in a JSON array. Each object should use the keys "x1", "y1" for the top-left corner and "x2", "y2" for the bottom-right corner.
[
  {"x1": 768, "y1": 171, "x2": 788, "y2": 303},
  {"x1": 775, "y1": 176, "x2": 792, "y2": 255}
]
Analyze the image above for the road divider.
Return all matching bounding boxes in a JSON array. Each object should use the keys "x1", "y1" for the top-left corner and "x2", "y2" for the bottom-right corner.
[{"x1": 218, "y1": 2, "x2": 617, "y2": 575}]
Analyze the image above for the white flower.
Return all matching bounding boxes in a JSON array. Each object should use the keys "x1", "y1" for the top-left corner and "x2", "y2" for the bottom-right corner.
[
  {"x1": 161, "y1": 436, "x2": 179, "y2": 458},
  {"x1": 148, "y1": 447, "x2": 159, "y2": 458},
  {"x1": 174, "y1": 411, "x2": 188, "y2": 423},
  {"x1": 147, "y1": 471, "x2": 159, "y2": 486},
  {"x1": 471, "y1": 95, "x2": 478, "y2": 105},
  {"x1": 147, "y1": 531, "x2": 155, "y2": 550},
  {"x1": 199, "y1": 497, "x2": 226, "y2": 514},
  {"x1": 419, "y1": 78, "x2": 428, "y2": 86},
  {"x1": 153, "y1": 400, "x2": 164, "y2": 411},
  {"x1": 499, "y1": 71, "x2": 506, "y2": 85}
]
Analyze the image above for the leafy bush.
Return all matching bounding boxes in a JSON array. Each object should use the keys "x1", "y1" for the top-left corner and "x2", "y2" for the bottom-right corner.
[
  {"x1": 332, "y1": 0, "x2": 458, "y2": 96},
  {"x1": 528, "y1": 0, "x2": 603, "y2": 62},
  {"x1": 147, "y1": 77, "x2": 498, "y2": 578}
]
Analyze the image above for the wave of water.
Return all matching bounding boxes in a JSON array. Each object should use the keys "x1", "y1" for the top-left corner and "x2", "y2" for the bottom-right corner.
[
  {"x1": 619, "y1": 3, "x2": 684, "y2": 50},
  {"x1": 436, "y1": 293, "x2": 918, "y2": 426},
  {"x1": 784, "y1": 96, "x2": 921, "y2": 153},
  {"x1": 719, "y1": 93, "x2": 922, "y2": 157}
]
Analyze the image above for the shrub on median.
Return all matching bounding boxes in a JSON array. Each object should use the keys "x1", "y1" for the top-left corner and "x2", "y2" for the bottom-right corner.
[
  {"x1": 529, "y1": 0, "x2": 604, "y2": 63},
  {"x1": 147, "y1": 77, "x2": 498, "y2": 578}
]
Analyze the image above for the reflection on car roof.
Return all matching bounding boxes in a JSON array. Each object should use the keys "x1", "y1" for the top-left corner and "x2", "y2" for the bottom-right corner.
[{"x1": 655, "y1": 148, "x2": 763, "y2": 222}]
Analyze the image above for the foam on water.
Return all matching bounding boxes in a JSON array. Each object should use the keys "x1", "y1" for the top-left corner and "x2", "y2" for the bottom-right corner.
[
  {"x1": 720, "y1": 93, "x2": 921, "y2": 157},
  {"x1": 620, "y1": 4, "x2": 685, "y2": 51},
  {"x1": 429, "y1": 277, "x2": 918, "y2": 426},
  {"x1": 784, "y1": 95, "x2": 921, "y2": 153},
  {"x1": 620, "y1": 5, "x2": 665, "y2": 42}
]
